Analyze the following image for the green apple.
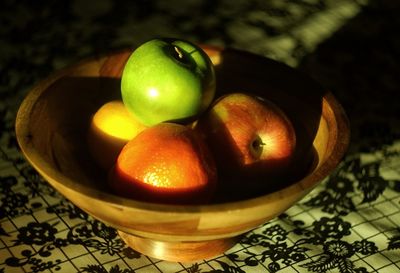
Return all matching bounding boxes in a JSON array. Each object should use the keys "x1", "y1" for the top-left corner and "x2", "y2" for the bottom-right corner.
[{"x1": 121, "y1": 38, "x2": 216, "y2": 126}]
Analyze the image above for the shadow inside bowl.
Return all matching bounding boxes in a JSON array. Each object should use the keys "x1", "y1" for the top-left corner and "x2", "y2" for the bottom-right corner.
[
  {"x1": 208, "y1": 48, "x2": 324, "y2": 201},
  {"x1": 23, "y1": 47, "x2": 328, "y2": 203},
  {"x1": 16, "y1": 46, "x2": 349, "y2": 262},
  {"x1": 27, "y1": 76, "x2": 122, "y2": 191}
]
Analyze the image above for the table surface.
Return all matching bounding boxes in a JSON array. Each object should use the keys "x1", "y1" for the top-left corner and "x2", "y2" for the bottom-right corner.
[{"x1": 1, "y1": 1, "x2": 400, "y2": 272}]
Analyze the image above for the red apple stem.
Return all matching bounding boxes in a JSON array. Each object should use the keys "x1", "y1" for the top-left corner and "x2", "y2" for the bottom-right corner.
[
  {"x1": 250, "y1": 137, "x2": 266, "y2": 158},
  {"x1": 252, "y1": 138, "x2": 265, "y2": 148}
]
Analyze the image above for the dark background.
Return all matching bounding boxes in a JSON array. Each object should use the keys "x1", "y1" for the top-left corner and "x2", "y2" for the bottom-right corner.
[
  {"x1": 1, "y1": 1, "x2": 400, "y2": 272},
  {"x1": 1, "y1": 0, "x2": 399, "y2": 155}
]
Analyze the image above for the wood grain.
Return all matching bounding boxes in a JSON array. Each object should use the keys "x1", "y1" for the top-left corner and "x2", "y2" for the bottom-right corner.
[{"x1": 15, "y1": 46, "x2": 350, "y2": 261}]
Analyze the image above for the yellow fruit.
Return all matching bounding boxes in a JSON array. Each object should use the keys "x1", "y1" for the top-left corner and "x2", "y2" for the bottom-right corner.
[{"x1": 87, "y1": 100, "x2": 147, "y2": 170}]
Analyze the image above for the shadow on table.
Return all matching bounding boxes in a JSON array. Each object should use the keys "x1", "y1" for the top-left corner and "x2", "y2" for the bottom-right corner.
[{"x1": 298, "y1": 0, "x2": 400, "y2": 153}]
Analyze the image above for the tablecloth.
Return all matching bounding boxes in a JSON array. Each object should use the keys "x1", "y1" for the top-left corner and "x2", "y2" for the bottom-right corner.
[{"x1": 1, "y1": 0, "x2": 400, "y2": 272}]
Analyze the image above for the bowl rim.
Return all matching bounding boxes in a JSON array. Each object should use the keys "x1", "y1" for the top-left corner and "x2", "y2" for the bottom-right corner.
[{"x1": 15, "y1": 46, "x2": 350, "y2": 214}]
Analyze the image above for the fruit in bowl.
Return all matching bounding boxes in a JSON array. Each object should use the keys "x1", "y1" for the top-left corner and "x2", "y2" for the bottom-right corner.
[
  {"x1": 196, "y1": 93, "x2": 296, "y2": 192},
  {"x1": 99, "y1": 39, "x2": 298, "y2": 203},
  {"x1": 87, "y1": 100, "x2": 147, "y2": 170},
  {"x1": 15, "y1": 43, "x2": 350, "y2": 262},
  {"x1": 121, "y1": 38, "x2": 216, "y2": 126},
  {"x1": 109, "y1": 122, "x2": 217, "y2": 204}
]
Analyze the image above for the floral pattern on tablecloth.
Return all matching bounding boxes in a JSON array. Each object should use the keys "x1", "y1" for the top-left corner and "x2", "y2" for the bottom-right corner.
[{"x1": 1, "y1": 0, "x2": 400, "y2": 272}]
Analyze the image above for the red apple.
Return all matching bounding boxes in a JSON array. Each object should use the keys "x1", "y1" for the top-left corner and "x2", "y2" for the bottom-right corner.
[{"x1": 196, "y1": 93, "x2": 296, "y2": 188}]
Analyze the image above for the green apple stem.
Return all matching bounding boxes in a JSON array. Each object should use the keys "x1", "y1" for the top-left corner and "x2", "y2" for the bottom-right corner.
[
  {"x1": 172, "y1": 46, "x2": 193, "y2": 68},
  {"x1": 174, "y1": 46, "x2": 184, "y2": 60}
]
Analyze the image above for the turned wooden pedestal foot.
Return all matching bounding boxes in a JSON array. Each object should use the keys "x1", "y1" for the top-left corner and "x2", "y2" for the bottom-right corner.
[{"x1": 118, "y1": 230, "x2": 239, "y2": 262}]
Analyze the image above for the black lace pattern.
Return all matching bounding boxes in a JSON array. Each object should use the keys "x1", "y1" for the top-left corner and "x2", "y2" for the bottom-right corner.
[{"x1": 1, "y1": 0, "x2": 400, "y2": 272}]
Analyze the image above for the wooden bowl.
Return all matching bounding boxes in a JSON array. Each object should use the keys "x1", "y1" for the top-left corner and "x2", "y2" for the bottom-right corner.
[{"x1": 15, "y1": 46, "x2": 350, "y2": 262}]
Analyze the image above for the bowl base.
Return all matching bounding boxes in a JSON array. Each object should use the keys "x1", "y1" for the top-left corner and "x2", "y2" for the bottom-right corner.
[{"x1": 118, "y1": 230, "x2": 239, "y2": 262}]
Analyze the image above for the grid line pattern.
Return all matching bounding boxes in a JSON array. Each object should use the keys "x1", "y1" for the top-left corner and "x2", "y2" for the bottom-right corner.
[
  {"x1": 1, "y1": 159, "x2": 399, "y2": 271},
  {"x1": 2, "y1": 0, "x2": 400, "y2": 272}
]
